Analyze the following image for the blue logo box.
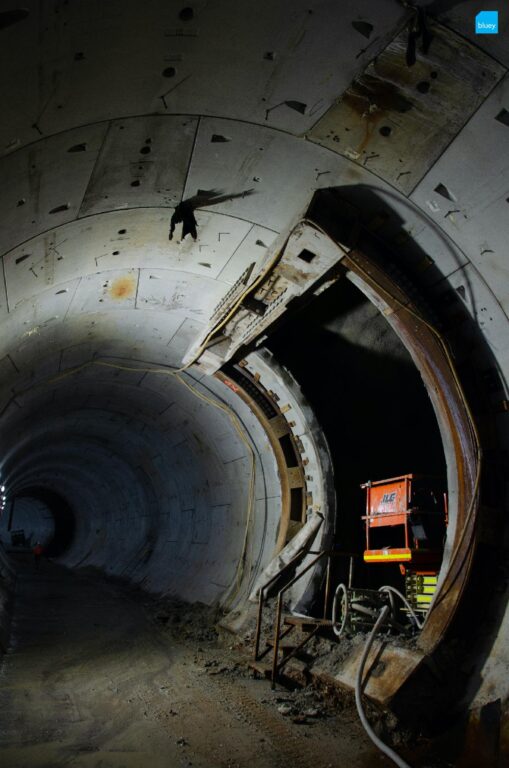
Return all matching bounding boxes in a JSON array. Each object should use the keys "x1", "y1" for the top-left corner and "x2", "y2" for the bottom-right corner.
[{"x1": 475, "y1": 10, "x2": 499, "y2": 34}]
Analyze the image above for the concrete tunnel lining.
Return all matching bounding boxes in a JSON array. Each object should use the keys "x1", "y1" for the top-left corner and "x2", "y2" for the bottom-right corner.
[
  {"x1": 1, "y1": 1, "x2": 509, "y2": 759},
  {"x1": 1, "y1": 363, "x2": 274, "y2": 606},
  {"x1": 0, "y1": 340, "x2": 333, "y2": 608}
]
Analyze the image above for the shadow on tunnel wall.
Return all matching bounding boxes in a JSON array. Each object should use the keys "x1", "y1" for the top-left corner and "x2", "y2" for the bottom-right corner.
[{"x1": 307, "y1": 185, "x2": 472, "y2": 326}]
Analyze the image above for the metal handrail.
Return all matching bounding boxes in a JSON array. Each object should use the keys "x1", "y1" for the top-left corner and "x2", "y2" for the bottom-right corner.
[
  {"x1": 270, "y1": 550, "x2": 359, "y2": 686},
  {"x1": 271, "y1": 550, "x2": 329, "y2": 685},
  {"x1": 362, "y1": 509, "x2": 442, "y2": 521},
  {"x1": 253, "y1": 548, "x2": 322, "y2": 661},
  {"x1": 253, "y1": 547, "x2": 359, "y2": 686}
]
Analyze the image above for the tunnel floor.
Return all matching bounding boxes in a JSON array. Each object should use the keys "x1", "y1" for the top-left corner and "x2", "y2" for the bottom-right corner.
[{"x1": 0, "y1": 558, "x2": 391, "y2": 768}]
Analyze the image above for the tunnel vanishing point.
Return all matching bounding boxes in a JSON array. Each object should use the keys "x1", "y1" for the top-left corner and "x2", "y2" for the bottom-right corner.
[{"x1": 0, "y1": 2, "x2": 508, "y2": 767}]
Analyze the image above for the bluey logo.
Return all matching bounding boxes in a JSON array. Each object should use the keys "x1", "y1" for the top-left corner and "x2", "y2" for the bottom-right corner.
[{"x1": 475, "y1": 11, "x2": 499, "y2": 34}]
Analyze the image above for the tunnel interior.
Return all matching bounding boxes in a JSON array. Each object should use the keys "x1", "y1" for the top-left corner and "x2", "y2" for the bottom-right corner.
[
  {"x1": 0, "y1": 1, "x2": 508, "y2": 766},
  {"x1": 0, "y1": 353, "x2": 288, "y2": 607}
]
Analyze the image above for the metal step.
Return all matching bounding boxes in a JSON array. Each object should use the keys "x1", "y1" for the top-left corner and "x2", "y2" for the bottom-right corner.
[
  {"x1": 248, "y1": 657, "x2": 310, "y2": 686},
  {"x1": 266, "y1": 639, "x2": 297, "y2": 650},
  {"x1": 283, "y1": 615, "x2": 332, "y2": 630},
  {"x1": 248, "y1": 660, "x2": 272, "y2": 679}
]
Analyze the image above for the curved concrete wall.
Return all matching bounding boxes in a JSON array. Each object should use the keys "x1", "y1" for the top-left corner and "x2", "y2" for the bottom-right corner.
[{"x1": 0, "y1": 363, "x2": 289, "y2": 606}]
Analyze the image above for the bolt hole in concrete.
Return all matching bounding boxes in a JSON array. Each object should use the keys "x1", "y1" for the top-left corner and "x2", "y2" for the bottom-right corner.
[
  {"x1": 379, "y1": 125, "x2": 392, "y2": 137},
  {"x1": 67, "y1": 143, "x2": 87, "y2": 152},
  {"x1": 162, "y1": 66, "x2": 176, "y2": 77},
  {"x1": 495, "y1": 108, "x2": 509, "y2": 127},
  {"x1": 0, "y1": 8, "x2": 29, "y2": 30},
  {"x1": 434, "y1": 182, "x2": 456, "y2": 202},
  {"x1": 297, "y1": 248, "x2": 316, "y2": 263},
  {"x1": 131, "y1": 179, "x2": 141, "y2": 186},
  {"x1": 351, "y1": 20, "x2": 374, "y2": 39},
  {"x1": 179, "y1": 6, "x2": 194, "y2": 21},
  {"x1": 416, "y1": 81, "x2": 431, "y2": 94},
  {"x1": 49, "y1": 203, "x2": 70, "y2": 214}
]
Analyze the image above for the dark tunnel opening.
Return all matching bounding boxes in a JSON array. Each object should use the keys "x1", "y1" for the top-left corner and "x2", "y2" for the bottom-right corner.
[
  {"x1": 267, "y1": 274, "x2": 447, "y2": 591},
  {"x1": 0, "y1": 487, "x2": 75, "y2": 558},
  {"x1": 23, "y1": 488, "x2": 74, "y2": 559}
]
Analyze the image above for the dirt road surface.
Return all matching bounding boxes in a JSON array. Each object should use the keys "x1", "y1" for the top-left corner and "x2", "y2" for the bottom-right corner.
[{"x1": 0, "y1": 559, "x2": 408, "y2": 768}]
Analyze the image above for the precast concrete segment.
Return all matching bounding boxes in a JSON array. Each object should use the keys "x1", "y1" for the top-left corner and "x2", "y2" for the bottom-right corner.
[
  {"x1": 1, "y1": 210, "x2": 276, "y2": 297},
  {"x1": 308, "y1": 20, "x2": 505, "y2": 194}
]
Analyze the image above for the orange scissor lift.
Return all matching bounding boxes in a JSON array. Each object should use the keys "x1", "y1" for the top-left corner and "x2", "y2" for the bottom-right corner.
[{"x1": 361, "y1": 474, "x2": 447, "y2": 618}]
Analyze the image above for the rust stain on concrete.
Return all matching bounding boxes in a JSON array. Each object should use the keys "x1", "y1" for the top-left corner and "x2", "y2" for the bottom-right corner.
[
  {"x1": 109, "y1": 275, "x2": 136, "y2": 300},
  {"x1": 308, "y1": 22, "x2": 505, "y2": 193}
]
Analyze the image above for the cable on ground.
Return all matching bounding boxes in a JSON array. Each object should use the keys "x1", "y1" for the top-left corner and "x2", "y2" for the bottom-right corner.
[{"x1": 355, "y1": 605, "x2": 412, "y2": 768}]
